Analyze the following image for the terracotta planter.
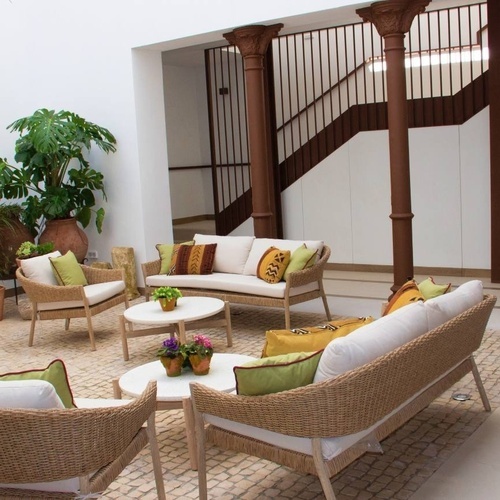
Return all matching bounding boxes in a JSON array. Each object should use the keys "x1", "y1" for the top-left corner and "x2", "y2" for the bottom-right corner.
[
  {"x1": 160, "y1": 355, "x2": 184, "y2": 377},
  {"x1": 158, "y1": 298, "x2": 176, "y2": 311},
  {"x1": 0, "y1": 217, "x2": 34, "y2": 276},
  {"x1": 39, "y1": 218, "x2": 88, "y2": 263},
  {"x1": 189, "y1": 354, "x2": 212, "y2": 376}
]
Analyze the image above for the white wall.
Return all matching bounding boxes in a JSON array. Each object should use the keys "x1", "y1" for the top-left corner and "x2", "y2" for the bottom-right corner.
[{"x1": 280, "y1": 107, "x2": 491, "y2": 270}]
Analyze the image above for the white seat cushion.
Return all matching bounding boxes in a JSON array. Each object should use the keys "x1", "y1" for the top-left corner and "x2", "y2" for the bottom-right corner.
[
  {"x1": 314, "y1": 301, "x2": 429, "y2": 383},
  {"x1": 38, "y1": 280, "x2": 125, "y2": 311},
  {"x1": 194, "y1": 234, "x2": 255, "y2": 274},
  {"x1": 146, "y1": 272, "x2": 319, "y2": 299},
  {"x1": 0, "y1": 380, "x2": 65, "y2": 409},
  {"x1": 20, "y1": 251, "x2": 61, "y2": 285},
  {"x1": 243, "y1": 239, "x2": 324, "y2": 276}
]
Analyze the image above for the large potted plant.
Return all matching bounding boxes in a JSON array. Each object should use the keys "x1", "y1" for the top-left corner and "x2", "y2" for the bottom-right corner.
[
  {"x1": 0, "y1": 202, "x2": 34, "y2": 277},
  {"x1": 0, "y1": 108, "x2": 117, "y2": 262}
]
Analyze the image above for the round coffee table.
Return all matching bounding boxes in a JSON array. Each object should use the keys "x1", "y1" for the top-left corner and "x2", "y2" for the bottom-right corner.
[
  {"x1": 119, "y1": 297, "x2": 232, "y2": 360},
  {"x1": 113, "y1": 352, "x2": 255, "y2": 470}
]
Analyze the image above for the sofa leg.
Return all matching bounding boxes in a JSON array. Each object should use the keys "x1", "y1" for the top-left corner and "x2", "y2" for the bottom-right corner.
[
  {"x1": 470, "y1": 355, "x2": 491, "y2": 412},
  {"x1": 312, "y1": 438, "x2": 337, "y2": 500}
]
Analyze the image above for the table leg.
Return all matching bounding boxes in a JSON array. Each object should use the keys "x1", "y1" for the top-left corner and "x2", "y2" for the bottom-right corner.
[
  {"x1": 178, "y1": 320, "x2": 186, "y2": 344},
  {"x1": 182, "y1": 397, "x2": 198, "y2": 470},
  {"x1": 112, "y1": 378, "x2": 122, "y2": 399},
  {"x1": 119, "y1": 314, "x2": 130, "y2": 361},
  {"x1": 224, "y1": 300, "x2": 233, "y2": 347}
]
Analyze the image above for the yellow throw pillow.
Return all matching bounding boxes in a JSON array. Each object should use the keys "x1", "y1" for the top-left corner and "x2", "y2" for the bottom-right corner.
[
  {"x1": 172, "y1": 243, "x2": 217, "y2": 275},
  {"x1": 49, "y1": 250, "x2": 88, "y2": 286},
  {"x1": 382, "y1": 279, "x2": 424, "y2": 316},
  {"x1": 262, "y1": 316, "x2": 374, "y2": 357},
  {"x1": 257, "y1": 247, "x2": 291, "y2": 284},
  {"x1": 283, "y1": 244, "x2": 317, "y2": 280},
  {"x1": 418, "y1": 277, "x2": 451, "y2": 299},
  {"x1": 234, "y1": 351, "x2": 323, "y2": 396},
  {"x1": 156, "y1": 240, "x2": 193, "y2": 274}
]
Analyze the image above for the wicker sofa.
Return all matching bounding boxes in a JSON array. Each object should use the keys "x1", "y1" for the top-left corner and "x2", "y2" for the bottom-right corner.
[
  {"x1": 190, "y1": 281, "x2": 496, "y2": 499},
  {"x1": 141, "y1": 234, "x2": 332, "y2": 328}
]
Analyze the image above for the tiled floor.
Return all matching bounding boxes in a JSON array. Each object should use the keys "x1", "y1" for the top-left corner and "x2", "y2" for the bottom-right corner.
[{"x1": 1, "y1": 270, "x2": 500, "y2": 499}]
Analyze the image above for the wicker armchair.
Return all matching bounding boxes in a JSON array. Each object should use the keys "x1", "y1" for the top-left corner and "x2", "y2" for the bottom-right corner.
[
  {"x1": 0, "y1": 381, "x2": 166, "y2": 499},
  {"x1": 16, "y1": 265, "x2": 129, "y2": 351}
]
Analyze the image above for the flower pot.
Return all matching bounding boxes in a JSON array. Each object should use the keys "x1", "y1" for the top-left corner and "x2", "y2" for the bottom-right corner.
[
  {"x1": 39, "y1": 217, "x2": 88, "y2": 263},
  {"x1": 160, "y1": 355, "x2": 184, "y2": 377},
  {"x1": 158, "y1": 298, "x2": 176, "y2": 311},
  {"x1": 189, "y1": 354, "x2": 212, "y2": 376}
]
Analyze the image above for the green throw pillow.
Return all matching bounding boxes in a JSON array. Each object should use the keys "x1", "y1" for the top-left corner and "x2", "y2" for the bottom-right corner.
[
  {"x1": 0, "y1": 359, "x2": 75, "y2": 408},
  {"x1": 49, "y1": 250, "x2": 88, "y2": 286},
  {"x1": 418, "y1": 277, "x2": 451, "y2": 299},
  {"x1": 283, "y1": 244, "x2": 318, "y2": 280},
  {"x1": 156, "y1": 241, "x2": 194, "y2": 274},
  {"x1": 234, "y1": 351, "x2": 323, "y2": 396}
]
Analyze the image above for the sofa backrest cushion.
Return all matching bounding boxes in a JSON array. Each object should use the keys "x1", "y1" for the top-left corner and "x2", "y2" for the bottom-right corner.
[
  {"x1": 263, "y1": 317, "x2": 374, "y2": 357},
  {"x1": 20, "y1": 251, "x2": 62, "y2": 285},
  {"x1": 0, "y1": 380, "x2": 65, "y2": 409},
  {"x1": 425, "y1": 280, "x2": 483, "y2": 329},
  {"x1": 382, "y1": 279, "x2": 424, "y2": 316},
  {"x1": 314, "y1": 301, "x2": 429, "y2": 383},
  {"x1": 243, "y1": 238, "x2": 324, "y2": 276},
  {"x1": 194, "y1": 234, "x2": 255, "y2": 274}
]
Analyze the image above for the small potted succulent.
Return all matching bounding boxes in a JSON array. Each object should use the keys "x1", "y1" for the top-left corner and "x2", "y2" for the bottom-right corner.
[
  {"x1": 183, "y1": 334, "x2": 214, "y2": 375},
  {"x1": 151, "y1": 286, "x2": 182, "y2": 311},
  {"x1": 15, "y1": 241, "x2": 55, "y2": 266},
  {"x1": 157, "y1": 337, "x2": 185, "y2": 377}
]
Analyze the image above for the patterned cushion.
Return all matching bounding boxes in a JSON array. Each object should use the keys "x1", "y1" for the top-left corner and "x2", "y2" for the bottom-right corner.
[
  {"x1": 170, "y1": 243, "x2": 217, "y2": 275},
  {"x1": 256, "y1": 247, "x2": 291, "y2": 284},
  {"x1": 382, "y1": 279, "x2": 425, "y2": 316},
  {"x1": 156, "y1": 241, "x2": 193, "y2": 274},
  {"x1": 262, "y1": 317, "x2": 374, "y2": 357}
]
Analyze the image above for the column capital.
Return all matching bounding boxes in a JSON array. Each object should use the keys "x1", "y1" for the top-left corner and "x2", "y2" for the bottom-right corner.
[
  {"x1": 223, "y1": 24, "x2": 283, "y2": 57},
  {"x1": 356, "y1": 0, "x2": 430, "y2": 37}
]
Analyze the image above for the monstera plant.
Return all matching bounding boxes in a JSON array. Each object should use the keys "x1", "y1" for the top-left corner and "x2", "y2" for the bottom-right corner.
[{"x1": 0, "y1": 108, "x2": 117, "y2": 235}]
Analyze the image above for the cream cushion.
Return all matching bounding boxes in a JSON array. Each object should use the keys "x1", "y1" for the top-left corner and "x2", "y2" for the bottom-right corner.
[
  {"x1": 314, "y1": 301, "x2": 429, "y2": 383},
  {"x1": 37, "y1": 280, "x2": 126, "y2": 311},
  {"x1": 425, "y1": 280, "x2": 484, "y2": 329},
  {"x1": 0, "y1": 380, "x2": 65, "y2": 409},
  {"x1": 146, "y1": 272, "x2": 319, "y2": 299},
  {"x1": 243, "y1": 238, "x2": 324, "y2": 276},
  {"x1": 194, "y1": 234, "x2": 255, "y2": 274},
  {"x1": 20, "y1": 251, "x2": 62, "y2": 285}
]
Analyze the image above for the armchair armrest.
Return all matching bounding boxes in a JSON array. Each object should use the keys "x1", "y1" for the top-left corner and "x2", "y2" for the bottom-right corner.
[
  {"x1": 285, "y1": 245, "x2": 331, "y2": 288},
  {"x1": 16, "y1": 267, "x2": 86, "y2": 302},
  {"x1": 141, "y1": 259, "x2": 161, "y2": 281},
  {"x1": 81, "y1": 265, "x2": 125, "y2": 284}
]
